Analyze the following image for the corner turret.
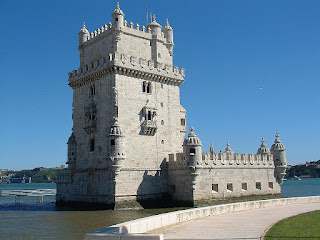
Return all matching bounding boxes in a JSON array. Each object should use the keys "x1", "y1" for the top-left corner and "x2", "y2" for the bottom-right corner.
[
  {"x1": 108, "y1": 118, "x2": 125, "y2": 177},
  {"x1": 224, "y1": 141, "x2": 233, "y2": 153},
  {"x1": 183, "y1": 127, "x2": 202, "y2": 186},
  {"x1": 183, "y1": 127, "x2": 202, "y2": 167},
  {"x1": 271, "y1": 132, "x2": 287, "y2": 184},
  {"x1": 163, "y1": 19, "x2": 174, "y2": 55},
  {"x1": 257, "y1": 138, "x2": 270, "y2": 154},
  {"x1": 67, "y1": 133, "x2": 77, "y2": 170},
  {"x1": 78, "y1": 22, "x2": 90, "y2": 46},
  {"x1": 147, "y1": 14, "x2": 162, "y2": 36},
  {"x1": 111, "y1": 2, "x2": 125, "y2": 30}
]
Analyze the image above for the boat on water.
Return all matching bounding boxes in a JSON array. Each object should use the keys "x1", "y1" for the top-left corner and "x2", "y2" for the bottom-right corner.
[{"x1": 291, "y1": 175, "x2": 302, "y2": 180}]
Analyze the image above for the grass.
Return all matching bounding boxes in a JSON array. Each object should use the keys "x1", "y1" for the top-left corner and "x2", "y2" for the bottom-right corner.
[{"x1": 265, "y1": 210, "x2": 320, "y2": 240}]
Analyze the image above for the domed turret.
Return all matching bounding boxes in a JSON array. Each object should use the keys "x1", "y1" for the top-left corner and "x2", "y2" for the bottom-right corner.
[
  {"x1": 257, "y1": 138, "x2": 270, "y2": 154},
  {"x1": 147, "y1": 14, "x2": 162, "y2": 36},
  {"x1": 163, "y1": 19, "x2": 174, "y2": 55},
  {"x1": 224, "y1": 141, "x2": 233, "y2": 153},
  {"x1": 271, "y1": 132, "x2": 286, "y2": 151},
  {"x1": 183, "y1": 127, "x2": 202, "y2": 167},
  {"x1": 271, "y1": 132, "x2": 287, "y2": 184},
  {"x1": 111, "y1": 2, "x2": 125, "y2": 30},
  {"x1": 67, "y1": 133, "x2": 77, "y2": 170},
  {"x1": 78, "y1": 22, "x2": 90, "y2": 46},
  {"x1": 108, "y1": 118, "x2": 125, "y2": 176}
]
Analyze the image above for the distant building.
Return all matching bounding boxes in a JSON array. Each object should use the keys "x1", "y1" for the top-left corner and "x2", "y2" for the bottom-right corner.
[
  {"x1": 10, "y1": 177, "x2": 31, "y2": 184},
  {"x1": 56, "y1": 3, "x2": 287, "y2": 209}
]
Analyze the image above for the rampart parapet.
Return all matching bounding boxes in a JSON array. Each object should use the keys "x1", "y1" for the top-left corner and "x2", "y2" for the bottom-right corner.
[{"x1": 68, "y1": 52, "x2": 185, "y2": 87}]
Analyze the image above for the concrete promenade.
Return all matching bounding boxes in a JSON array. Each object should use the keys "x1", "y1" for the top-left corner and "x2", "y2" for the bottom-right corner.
[
  {"x1": 85, "y1": 196, "x2": 320, "y2": 240},
  {"x1": 149, "y1": 202, "x2": 320, "y2": 239}
]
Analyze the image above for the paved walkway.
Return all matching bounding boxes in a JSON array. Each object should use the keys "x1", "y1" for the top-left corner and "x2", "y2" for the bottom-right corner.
[{"x1": 149, "y1": 202, "x2": 320, "y2": 240}]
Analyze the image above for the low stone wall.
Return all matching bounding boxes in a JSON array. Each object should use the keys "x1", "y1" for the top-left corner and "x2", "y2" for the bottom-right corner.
[{"x1": 84, "y1": 196, "x2": 320, "y2": 240}]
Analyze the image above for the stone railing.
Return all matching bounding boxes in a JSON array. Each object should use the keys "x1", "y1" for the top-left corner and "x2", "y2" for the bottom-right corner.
[
  {"x1": 56, "y1": 170, "x2": 71, "y2": 183},
  {"x1": 84, "y1": 196, "x2": 320, "y2": 240}
]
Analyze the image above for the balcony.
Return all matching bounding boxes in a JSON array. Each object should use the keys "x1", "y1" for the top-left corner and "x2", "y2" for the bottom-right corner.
[{"x1": 142, "y1": 120, "x2": 157, "y2": 135}]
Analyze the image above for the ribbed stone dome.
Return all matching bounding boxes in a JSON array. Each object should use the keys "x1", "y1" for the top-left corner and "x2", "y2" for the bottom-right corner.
[
  {"x1": 271, "y1": 132, "x2": 286, "y2": 151},
  {"x1": 257, "y1": 138, "x2": 270, "y2": 154},
  {"x1": 184, "y1": 127, "x2": 202, "y2": 146},
  {"x1": 79, "y1": 22, "x2": 89, "y2": 35},
  {"x1": 224, "y1": 141, "x2": 233, "y2": 153},
  {"x1": 67, "y1": 133, "x2": 76, "y2": 144},
  {"x1": 112, "y1": 2, "x2": 124, "y2": 16},
  {"x1": 109, "y1": 118, "x2": 123, "y2": 136},
  {"x1": 148, "y1": 14, "x2": 162, "y2": 28}
]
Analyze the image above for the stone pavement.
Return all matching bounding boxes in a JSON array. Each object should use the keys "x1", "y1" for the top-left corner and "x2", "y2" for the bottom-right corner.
[{"x1": 148, "y1": 202, "x2": 320, "y2": 240}]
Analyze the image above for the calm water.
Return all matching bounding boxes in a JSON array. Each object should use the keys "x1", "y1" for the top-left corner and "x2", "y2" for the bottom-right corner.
[{"x1": 0, "y1": 179, "x2": 320, "y2": 240}]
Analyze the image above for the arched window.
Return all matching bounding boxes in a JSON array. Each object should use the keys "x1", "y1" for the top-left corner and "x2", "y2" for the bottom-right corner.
[
  {"x1": 89, "y1": 139, "x2": 95, "y2": 152},
  {"x1": 147, "y1": 82, "x2": 151, "y2": 93},
  {"x1": 111, "y1": 139, "x2": 115, "y2": 145},
  {"x1": 89, "y1": 84, "x2": 96, "y2": 97},
  {"x1": 142, "y1": 81, "x2": 146, "y2": 92},
  {"x1": 190, "y1": 148, "x2": 195, "y2": 154}
]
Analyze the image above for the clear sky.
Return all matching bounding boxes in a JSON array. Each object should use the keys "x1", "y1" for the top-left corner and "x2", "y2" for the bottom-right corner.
[{"x1": 0, "y1": 0, "x2": 319, "y2": 170}]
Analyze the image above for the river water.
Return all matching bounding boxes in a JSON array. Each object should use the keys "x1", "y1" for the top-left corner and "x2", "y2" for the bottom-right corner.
[{"x1": 0, "y1": 179, "x2": 320, "y2": 240}]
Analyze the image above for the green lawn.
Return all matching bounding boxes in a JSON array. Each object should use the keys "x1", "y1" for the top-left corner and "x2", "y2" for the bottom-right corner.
[{"x1": 265, "y1": 210, "x2": 320, "y2": 240}]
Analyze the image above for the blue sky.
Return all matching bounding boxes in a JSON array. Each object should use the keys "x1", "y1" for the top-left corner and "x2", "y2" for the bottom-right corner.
[{"x1": 0, "y1": 0, "x2": 319, "y2": 170}]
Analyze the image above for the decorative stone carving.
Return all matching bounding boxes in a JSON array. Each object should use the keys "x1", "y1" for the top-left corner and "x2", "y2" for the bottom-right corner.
[
  {"x1": 130, "y1": 56, "x2": 137, "y2": 66},
  {"x1": 148, "y1": 60, "x2": 154, "y2": 70},
  {"x1": 139, "y1": 58, "x2": 146, "y2": 68},
  {"x1": 120, "y1": 53, "x2": 127, "y2": 64}
]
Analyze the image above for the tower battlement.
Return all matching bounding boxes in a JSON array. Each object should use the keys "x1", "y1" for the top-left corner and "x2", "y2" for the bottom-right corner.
[{"x1": 68, "y1": 52, "x2": 185, "y2": 88}]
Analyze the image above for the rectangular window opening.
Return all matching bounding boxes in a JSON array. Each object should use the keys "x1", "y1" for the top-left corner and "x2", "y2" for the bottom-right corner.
[
  {"x1": 268, "y1": 182, "x2": 273, "y2": 189},
  {"x1": 256, "y1": 182, "x2": 262, "y2": 190},
  {"x1": 212, "y1": 184, "x2": 218, "y2": 193},
  {"x1": 181, "y1": 118, "x2": 186, "y2": 126},
  {"x1": 227, "y1": 183, "x2": 233, "y2": 192},
  {"x1": 242, "y1": 182, "x2": 247, "y2": 191},
  {"x1": 190, "y1": 148, "x2": 195, "y2": 155}
]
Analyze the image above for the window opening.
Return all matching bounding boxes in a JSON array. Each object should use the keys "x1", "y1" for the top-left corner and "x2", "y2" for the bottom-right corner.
[
  {"x1": 268, "y1": 182, "x2": 273, "y2": 189},
  {"x1": 190, "y1": 148, "x2": 195, "y2": 155},
  {"x1": 256, "y1": 182, "x2": 262, "y2": 190},
  {"x1": 242, "y1": 183, "x2": 247, "y2": 191},
  {"x1": 147, "y1": 111, "x2": 152, "y2": 120},
  {"x1": 212, "y1": 184, "x2": 218, "y2": 193},
  {"x1": 227, "y1": 183, "x2": 233, "y2": 192},
  {"x1": 181, "y1": 118, "x2": 186, "y2": 126},
  {"x1": 111, "y1": 139, "x2": 115, "y2": 146},
  {"x1": 89, "y1": 85, "x2": 96, "y2": 97},
  {"x1": 90, "y1": 139, "x2": 95, "y2": 152},
  {"x1": 142, "y1": 81, "x2": 146, "y2": 92}
]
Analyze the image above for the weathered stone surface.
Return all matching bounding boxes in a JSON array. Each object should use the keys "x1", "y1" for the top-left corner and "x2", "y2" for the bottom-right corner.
[{"x1": 56, "y1": 3, "x2": 287, "y2": 209}]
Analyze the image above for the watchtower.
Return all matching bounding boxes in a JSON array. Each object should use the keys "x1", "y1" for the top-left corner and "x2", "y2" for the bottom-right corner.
[{"x1": 56, "y1": 3, "x2": 187, "y2": 208}]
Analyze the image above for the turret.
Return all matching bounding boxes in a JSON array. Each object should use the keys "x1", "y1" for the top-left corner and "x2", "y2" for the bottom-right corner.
[
  {"x1": 183, "y1": 127, "x2": 202, "y2": 186},
  {"x1": 183, "y1": 127, "x2": 202, "y2": 167},
  {"x1": 67, "y1": 133, "x2": 77, "y2": 170},
  {"x1": 147, "y1": 14, "x2": 162, "y2": 36},
  {"x1": 209, "y1": 142, "x2": 214, "y2": 159},
  {"x1": 271, "y1": 132, "x2": 287, "y2": 184},
  {"x1": 111, "y1": 2, "x2": 124, "y2": 30},
  {"x1": 257, "y1": 138, "x2": 270, "y2": 154},
  {"x1": 108, "y1": 118, "x2": 125, "y2": 177},
  {"x1": 224, "y1": 141, "x2": 233, "y2": 153},
  {"x1": 163, "y1": 19, "x2": 174, "y2": 55},
  {"x1": 78, "y1": 22, "x2": 89, "y2": 46}
]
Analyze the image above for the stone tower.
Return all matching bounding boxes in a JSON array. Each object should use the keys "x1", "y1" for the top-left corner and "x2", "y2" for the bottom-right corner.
[{"x1": 56, "y1": 3, "x2": 186, "y2": 208}]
